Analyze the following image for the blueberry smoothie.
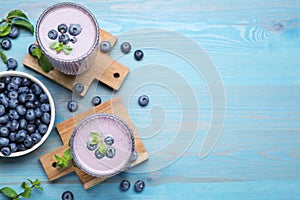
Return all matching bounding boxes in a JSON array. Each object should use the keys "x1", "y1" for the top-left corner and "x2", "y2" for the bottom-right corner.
[
  {"x1": 70, "y1": 114, "x2": 135, "y2": 177},
  {"x1": 36, "y1": 2, "x2": 99, "y2": 75}
]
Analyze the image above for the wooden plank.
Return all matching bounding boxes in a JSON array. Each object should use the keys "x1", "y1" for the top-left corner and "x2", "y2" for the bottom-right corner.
[{"x1": 22, "y1": 29, "x2": 129, "y2": 96}]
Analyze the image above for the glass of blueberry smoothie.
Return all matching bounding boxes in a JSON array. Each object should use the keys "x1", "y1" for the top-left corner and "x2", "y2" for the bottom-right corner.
[
  {"x1": 36, "y1": 2, "x2": 99, "y2": 75},
  {"x1": 70, "y1": 114, "x2": 137, "y2": 178}
]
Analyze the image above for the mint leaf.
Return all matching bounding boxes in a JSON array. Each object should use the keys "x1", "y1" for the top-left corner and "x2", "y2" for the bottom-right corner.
[
  {"x1": 50, "y1": 42, "x2": 59, "y2": 50},
  {"x1": 98, "y1": 142, "x2": 107, "y2": 155},
  {"x1": 63, "y1": 45, "x2": 73, "y2": 55},
  {"x1": 90, "y1": 131, "x2": 100, "y2": 145},
  {"x1": 63, "y1": 149, "x2": 72, "y2": 161},
  {"x1": 0, "y1": 24, "x2": 11, "y2": 37},
  {"x1": 0, "y1": 187, "x2": 18, "y2": 198},
  {"x1": 12, "y1": 18, "x2": 34, "y2": 34},
  {"x1": 0, "y1": 22, "x2": 8, "y2": 32},
  {"x1": 21, "y1": 187, "x2": 31, "y2": 198},
  {"x1": 31, "y1": 47, "x2": 43, "y2": 59},
  {"x1": 21, "y1": 182, "x2": 29, "y2": 189},
  {"x1": 0, "y1": 51, "x2": 7, "y2": 63},
  {"x1": 39, "y1": 55, "x2": 53, "y2": 73},
  {"x1": 7, "y1": 10, "x2": 28, "y2": 20}
]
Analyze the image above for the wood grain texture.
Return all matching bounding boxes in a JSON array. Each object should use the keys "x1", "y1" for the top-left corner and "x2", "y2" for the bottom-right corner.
[{"x1": 0, "y1": 0, "x2": 300, "y2": 199}]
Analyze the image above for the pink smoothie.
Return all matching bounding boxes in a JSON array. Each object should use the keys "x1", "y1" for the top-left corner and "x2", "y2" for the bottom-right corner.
[
  {"x1": 36, "y1": 3, "x2": 98, "y2": 61},
  {"x1": 70, "y1": 114, "x2": 134, "y2": 177}
]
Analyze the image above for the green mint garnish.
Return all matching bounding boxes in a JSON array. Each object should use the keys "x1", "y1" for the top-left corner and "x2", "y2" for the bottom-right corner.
[
  {"x1": 31, "y1": 46, "x2": 53, "y2": 73},
  {"x1": 54, "y1": 148, "x2": 73, "y2": 169},
  {"x1": 90, "y1": 131, "x2": 100, "y2": 145},
  {"x1": 98, "y1": 141, "x2": 107, "y2": 155},
  {"x1": 50, "y1": 42, "x2": 73, "y2": 55},
  {"x1": 0, "y1": 179, "x2": 43, "y2": 200},
  {"x1": 0, "y1": 50, "x2": 7, "y2": 63},
  {"x1": 0, "y1": 10, "x2": 34, "y2": 36}
]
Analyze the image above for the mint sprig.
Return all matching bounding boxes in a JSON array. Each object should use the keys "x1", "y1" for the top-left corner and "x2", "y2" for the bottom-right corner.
[
  {"x1": 0, "y1": 179, "x2": 43, "y2": 200},
  {"x1": 0, "y1": 10, "x2": 34, "y2": 37},
  {"x1": 50, "y1": 42, "x2": 73, "y2": 55},
  {"x1": 90, "y1": 131, "x2": 100, "y2": 145},
  {"x1": 54, "y1": 148, "x2": 73, "y2": 169},
  {"x1": 0, "y1": 50, "x2": 7, "y2": 63},
  {"x1": 31, "y1": 46, "x2": 53, "y2": 73},
  {"x1": 98, "y1": 141, "x2": 107, "y2": 155}
]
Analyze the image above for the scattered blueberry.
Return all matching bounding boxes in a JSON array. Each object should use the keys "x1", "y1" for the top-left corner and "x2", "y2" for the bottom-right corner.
[
  {"x1": 100, "y1": 41, "x2": 111, "y2": 53},
  {"x1": 61, "y1": 191, "x2": 74, "y2": 200},
  {"x1": 106, "y1": 147, "x2": 116, "y2": 158},
  {"x1": 138, "y1": 95, "x2": 149, "y2": 107},
  {"x1": 48, "y1": 29, "x2": 58, "y2": 40},
  {"x1": 73, "y1": 83, "x2": 84, "y2": 94},
  {"x1": 120, "y1": 42, "x2": 131, "y2": 54},
  {"x1": 58, "y1": 34, "x2": 70, "y2": 44},
  {"x1": 67, "y1": 100, "x2": 78, "y2": 112},
  {"x1": 6, "y1": 58, "x2": 18, "y2": 70},
  {"x1": 95, "y1": 149, "x2": 105, "y2": 159},
  {"x1": 70, "y1": 37, "x2": 77, "y2": 44},
  {"x1": 58, "y1": 24, "x2": 68, "y2": 33},
  {"x1": 1, "y1": 38, "x2": 12, "y2": 50},
  {"x1": 134, "y1": 180, "x2": 145, "y2": 193},
  {"x1": 120, "y1": 180, "x2": 131, "y2": 191},
  {"x1": 1, "y1": 147, "x2": 11, "y2": 156},
  {"x1": 87, "y1": 142, "x2": 97, "y2": 151},
  {"x1": 8, "y1": 26, "x2": 19, "y2": 39},
  {"x1": 68, "y1": 24, "x2": 82, "y2": 36},
  {"x1": 130, "y1": 151, "x2": 138, "y2": 162},
  {"x1": 28, "y1": 44, "x2": 38, "y2": 57},
  {"x1": 104, "y1": 136, "x2": 114, "y2": 146},
  {"x1": 134, "y1": 50, "x2": 144, "y2": 61},
  {"x1": 91, "y1": 96, "x2": 101, "y2": 106}
]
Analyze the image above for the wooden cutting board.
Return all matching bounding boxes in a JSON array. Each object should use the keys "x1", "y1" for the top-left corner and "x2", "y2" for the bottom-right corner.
[
  {"x1": 23, "y1": 29, "x2": 129, "y2": 96},
  {"x1": 39, "y1": 96, "x2": 149, "y2": 189}
]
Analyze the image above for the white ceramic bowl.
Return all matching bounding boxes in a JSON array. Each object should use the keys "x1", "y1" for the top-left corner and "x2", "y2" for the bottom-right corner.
[{"x1": 0, "y1": 71, "x2": 55, "y2": 157}]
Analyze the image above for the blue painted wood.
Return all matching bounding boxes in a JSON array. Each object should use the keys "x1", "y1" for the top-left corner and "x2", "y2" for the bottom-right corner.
[{"x1": 1, "y1": 0, "x2": 300, "y2": 199}]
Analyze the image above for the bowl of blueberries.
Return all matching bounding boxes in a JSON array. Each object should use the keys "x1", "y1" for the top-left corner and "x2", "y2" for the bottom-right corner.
[{"x1": 0, "y1": 71, "x2": 55, "y2": 157}]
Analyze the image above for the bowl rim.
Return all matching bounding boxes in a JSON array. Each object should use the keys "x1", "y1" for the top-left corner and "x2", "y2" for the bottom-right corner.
[{"x1": 0, "y1": 71, "x2": 56, "y2": 157}]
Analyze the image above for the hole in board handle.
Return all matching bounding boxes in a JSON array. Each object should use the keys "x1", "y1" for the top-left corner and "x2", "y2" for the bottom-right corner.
[
  {"x1": 113, "y1": 72, "x2": 120, "y2": 78},
  {"x1": 52, "y1": 162, "x2": 57, "y2": 168}
]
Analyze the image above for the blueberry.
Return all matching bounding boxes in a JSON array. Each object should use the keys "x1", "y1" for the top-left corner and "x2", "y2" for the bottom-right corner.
[
  {"x1": 70, "y1": 37, "x2": 77, "y2": 44},
  {"x1": 0, "y1": 115, "x2": 9, "y2": 124},
  {"x1": 35, "y1": 119, "x2": 42, "y2": 126},
  {"x1": 9, "y1": 109, "x2": 19, "y2": 120},
  {"x1": 25, "y1": 102, "x2": 35, "y2": 109},
  {"x1": 31, "y1": 83, "x2": 42, "y2": 95},
  {"x1": 16, "y1": 105, "x2": 26, "y2": 116},
  {"x1": 18, "y1": 93, "x2": 27, "y2": 103},
  {"x1": 9, "y1": 132, "x2": 16, "y2": 142},
  {"x1": 17, "y1": 143, "x2": 26, "y2": 151},
  {"x1": 24, "y1": 135, "x2": 33, "y2": 148},
  {"x1": 41, "y1": 112, "x2": 51, "y2": 124},
  {"x1": 138, "y1": 95, "x2": 149, "y2": 107},
  {"x1": 7, "y1": 82, "x2": 18, "y2": 91},
  {"x1": 28, "y1": 44, "x2": 38, "y2": 57},
  {"x1": 9, "y1": 143, "x2": 17, "y2": 153},
  {"x1": 34, "y1": 101, "x2": 41, "y2": 108},
  {"x1": 12, "y1": 77, "x2": 22, "y2": 86},
  {"x1": 19, "y1": 119, "x2": 27, "y2": 130},
  {"x1": 0, "y1": 105, "x2": 5, "y2": 116},
  {"x1": 25, "y1": 109, "x2": 36, "y2": 121},
  {"x1": 62, "y1": 191, "x2": 74, "y2": 200},
  {"x1": 0, "y1": 82, "x2": 5, "y2": 92},
  {"x1": 134, "y1": 180, "x2": 145, "y2": 193},
  {"x1": 34, "y1": 108, "x2": 43, "y2": 118},
  {"x1": 95, "y1": 150, "x2": 105, "y2": 159},
  {"x1": 106, "y1": 147, "x2": 116, "y2": 158},
  {"x1": 9, "y1": 99, "x2": 18, "y2": 109},
  {"x1": 21, "y1": 78, "x2": 31, "y2": 87},
  {"x1": 104, "y1": 136, "x2": 114, "y2": 146},
  {"x1": 27, "y1": 124, "x2": 36, "y2": 134},
  {"x1": 130, "y1": 151, "x2": 138, "y2": 163},
  {"x1": 48, "y1": 29, "x2": 58, "y2": 40},
  {"x1": 16, "y1": 130, "x2": 27, "y2": 143},
  {"x1": 87, "y1": 142, "x2": 97, "y2": 151},
  {"x1": 8, "y1": 26, "x2": 19, "y2": 39},
  {"x1": 134, "y1": 50, "x2": 144, "y2": 61},
  {"x1": 10, "y1": 120, "x2": 19, "y2": 132},
  {"x1": 39, "y1": 93, "x2": 48, "y2": 103},
  {"x1": 58, "y1": 34, "x2": 70, "y2": 44},
  {"x1": 120, "y1": 180, "x2": 131, "y2": 191},
  {"x1": 0, "y1": 126, "x2": 10, "y2": 137},
  {"x1": 38, "y1": 124, "x2": 48, "y2": 135},
  {"x1": 1, "y1": 38, "x2": 12, "y2": 50},
  {"x1": 91, "y1": 96, "x2": 101, "y2": 106},
  {"x1": 18, "y1": 86, "x2": 29, "y2": 93},
  {"x1": 26, "y1": 93, "x2": 36, "y2": 102},
  {"x1": 120, "y1": 42, "x2": 131, "y2": 54},
  {"x1": 68, "y1": 24, "x2": 82, "y2": 36},
  {"x1": 6, "y1": 58, "x2": 18, "y2": 70},
  {"x1": 0, "y1": 94, "x2": 9, "y2": 107},
  {"x1": 58, "y1": 24, "x2": 68, "y2": 33},
  {"x1": 67, "y1": 100, "x2": 78, "y2": 112},
  {"x1": 1, "y1": 147, "x2": 11, "y2": 156},
  {"x1": 41, "y1": 103, "x2": 50, "y2": 112},
  {"x1": 100, "y1": 41, "x2": 111, "y2": 53},
  {"x1": 3, "y1": 76, "x2": 11, "y2": 84},
  {"x1": 31, "y1": 132, "x2": 42, "y2": 144},
  {"x1": 73, "y1": 83, "x2": 84, "y2": 94},
  {"x1": 8, "y1": 90, "x2": 18, "y2": 99},
  {"x1": 0, "y1": 137, "x2": 9, "y2": 147}
]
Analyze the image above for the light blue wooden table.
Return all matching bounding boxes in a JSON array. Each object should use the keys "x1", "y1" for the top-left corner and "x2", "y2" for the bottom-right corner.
[{"x1": 1, "y1": 0, "x2": 300, "y2": 199}]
